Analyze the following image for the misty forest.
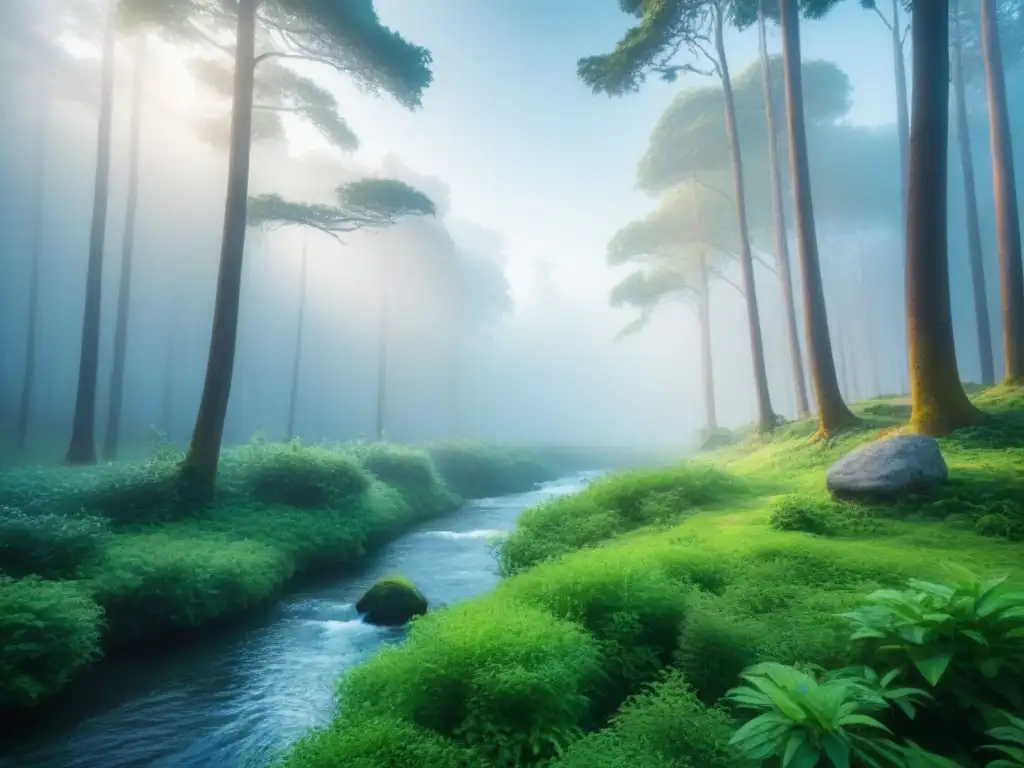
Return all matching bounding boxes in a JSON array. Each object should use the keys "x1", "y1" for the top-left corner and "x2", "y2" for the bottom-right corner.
[{"x1": 2, "y1": 0, "x2": 1024, "y2": 766}]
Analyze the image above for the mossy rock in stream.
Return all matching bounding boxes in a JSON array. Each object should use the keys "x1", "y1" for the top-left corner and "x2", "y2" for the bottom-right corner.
[{"x1": 355, "y1": 577, "x2": 428, "y2": 626}]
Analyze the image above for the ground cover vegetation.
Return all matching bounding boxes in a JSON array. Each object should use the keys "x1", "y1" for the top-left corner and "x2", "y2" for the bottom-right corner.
[
  {"x1": 0, "y1": 438, "x2": 558, "y2": 711},
  {"x1": 281, "y1": 386, "x2": 1024, "y2": 767}
]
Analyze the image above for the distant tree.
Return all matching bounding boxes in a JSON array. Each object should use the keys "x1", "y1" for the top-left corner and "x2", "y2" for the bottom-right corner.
[
  {"x1": 66, "y1": 12, "x2": 117, "y2": 465},
  {"x1": 860, "y1": 0, "x2": 911, "y2": 236},
  {"x1": 121, "y1": 0, "x2": 433, "y2": 497},
  {"x1": 904, "y1": 0, "x2": 981, "y2": 434},
  {"x1": 102, "y1": 35, "x2": 147, "y2": 461},
  {"x1": 285, "y1": 230, "x2": 309, "y2": 441},
  {"x1": 580, "y1": 0, "x2": 776, "y2": 433},
  {"x1": 951, "y1": 0, "x2": 996, "y2": 386},
  {"x1": 607, "y1": 182, "x2": 742, "y2": 435},
  {"x1": 978, "y1": 0, "x2": 1024, "y2": 383},
  {"x1": 248, "y1": 178, "x2": 437, "y2": 442}
]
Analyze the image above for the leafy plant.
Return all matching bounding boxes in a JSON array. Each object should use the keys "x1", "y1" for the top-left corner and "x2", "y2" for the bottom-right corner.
[
  {"x1": 0, "y1": 506, "x2": 110, "y2": 578},
  {"x1": 982, "y1": 711, "x2": 1024, "y2": 767},
  {"x1": 839, "y1": 565, "x2": 1024, "y2": 712},
  {"x1": 725, "y1": 661, "x2": 913, "y2": 767}
]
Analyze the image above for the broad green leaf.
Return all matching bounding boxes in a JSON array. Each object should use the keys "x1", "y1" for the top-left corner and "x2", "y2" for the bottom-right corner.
[
  {"x1": 821, "y1": 733, "x2": 852, "y2": 768},
  {"x1": 911, "y1": 650, "x2": 954, "y2": 686}
]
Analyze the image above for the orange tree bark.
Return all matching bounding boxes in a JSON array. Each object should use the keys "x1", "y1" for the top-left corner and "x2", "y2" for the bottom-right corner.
[
  {"x1": 778, "y1": 0, "x2": 858, "y2": 437},
  {"x1": 981, "y1": 0, "x2": 1024, "y2": 383},
  {"x1": 905, "y1": 0, "x2": 981, "y2": 435},
  {"x1": 180, "y1": 0, "x2": 258, "y2": 498}
]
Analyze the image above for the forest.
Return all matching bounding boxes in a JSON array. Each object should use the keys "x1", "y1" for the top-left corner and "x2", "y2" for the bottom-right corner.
[{"x1": 1, "y1": 0, "x2": 1024, "y2": 767}]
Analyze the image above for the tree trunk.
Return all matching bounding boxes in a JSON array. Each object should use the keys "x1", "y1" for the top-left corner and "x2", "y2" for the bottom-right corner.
[
  {"x1": 375, "y1": 251, "x2": 391, "y2": 442},
  {"x1": 713, "y1": 4, "x2": 775, "y2": 434},
  {"x1": 160, "y1": 309, "x2": 176, "y2": 437},
  {"x1": 855, "y1": 245, "x2": 882, "y2": 396},
  {"x1": 16, "y1": 60, "x2": 52, "y2": 451},
  {"x1": 66, "y1": 16, "x2": 117, "y2": 465},
  {"x1": 778, "y1": 0, "x2": 859, "y2": 437},
  {"x1": 102, "y1": 36, "x2": 147, "y2": 461},
  {"x1": 758, "y1": 0, "x2": 808, "y2": 419},
  {"x1": 952, "y1": 3, "x2": 996, "y2": 387},
  {"x1": 906, "y1": 0, "x2": 981, "y2": 435},
  {"x1": 180, "y1": 0, "x2": 258, "y2": 497},
  {"x1": 697, "y1": 250, "x2": 718, "y2": 434},
  {"x1": 891, "y1": 0, "x2": 911, "y2": 234},
  {"x1": 981, "y1": 0, "x2": 1024, "y2": 383},
  {"x1": 285, "y1": 231, "x2": 309, "y2": 441}
]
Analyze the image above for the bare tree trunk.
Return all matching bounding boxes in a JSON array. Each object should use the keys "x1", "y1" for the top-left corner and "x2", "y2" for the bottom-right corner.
[
  {"x1": 981, "y1": 0, "x2": 1024, "y2": 383},
  {"x1": 713, "y1": 3, "x2": 775, "y2": 434},
  {"x1": 855, "y1": 244, "x2": 881, "y2": 396},
  {"x1": 16, "y1": 60, "x2": 52, "y2": 451},
  {"x1": 891, "y1": 0, "x2": 911, "y2": 234},
  {"x1": 697, "y1": 250, "x2": 718, "y2": 433},
  {"x1": 180, "y1": 0, "x2": 258, "y2": 497},
  {"x1": 952, "y1": 3, "x2": 996, "y2": 387},
  {"x1": 758, "y1": 2, "x2": 809, "y2": 418},
  {"x1": 778, "y1": 0, "x2": 858, "y2": 437},
  {"x1": 375, "y1": 251, "x2": 391, "y2": 442},
  {"x1": 67, "y1": 16, "x2": 117, "y2": 465},
  {"x1": 906, "y1": 0, "x2": 980, "y2": 435},
  {"x1": 285, "y1": 231, "x2": 309, "y2": 441},
  {"x1": 103, "y1": 36, "x2": 147, "y2": 461}
]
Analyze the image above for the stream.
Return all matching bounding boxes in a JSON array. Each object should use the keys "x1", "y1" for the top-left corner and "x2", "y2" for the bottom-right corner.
[{"x1": 0, "y1": 472, "x2": 596, "y2": 768}]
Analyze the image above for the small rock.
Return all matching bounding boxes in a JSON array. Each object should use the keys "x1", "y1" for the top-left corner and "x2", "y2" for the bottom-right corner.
[
  {"x1": 826, "y1": 434, "x2": 948, "y2": 499},
  {"x1": 355, "y1": 577, "x2": 428, "y2": 626}
]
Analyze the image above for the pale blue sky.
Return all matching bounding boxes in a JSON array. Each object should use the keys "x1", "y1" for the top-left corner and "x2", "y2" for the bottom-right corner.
[{"x1": 295, "y1": 0, "x2": 904, "y2": 304}]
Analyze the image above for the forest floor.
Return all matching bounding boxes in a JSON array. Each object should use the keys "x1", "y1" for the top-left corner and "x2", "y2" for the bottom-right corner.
[
  {"x1": 0, "y1": 438, "x2": 562, "y2": 712},
  {"x1": 281, "y1": 385, "x2": 1024, "y2": 767}
]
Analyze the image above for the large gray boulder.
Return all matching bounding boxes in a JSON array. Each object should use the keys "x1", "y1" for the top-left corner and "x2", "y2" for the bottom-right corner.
[{"x1": 826, "y1": 435, "x2": 948, "y2": 499}]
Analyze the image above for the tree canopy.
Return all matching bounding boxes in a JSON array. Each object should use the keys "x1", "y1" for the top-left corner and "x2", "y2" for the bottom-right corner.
[
  {"x1": 119, "y1": 0, "x2": 433, "y2": 109},
  {"x1": 248, "y1": 178, "x2": 435, "y2": 239}
]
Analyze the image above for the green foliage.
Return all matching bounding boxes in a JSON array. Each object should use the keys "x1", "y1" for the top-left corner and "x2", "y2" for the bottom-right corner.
[
  {"x1": 499, "y1": 552, "x2": 692, "y2": 719},
  {"x1": 335, "y1": 600, "x2": 601, "y2": 765},
  {"x1": 350, "y1": 442, "x2": 459, "y2": 515},
  {"x1": 281, "y1": 716, "x2": 476, "y2": 768},
  {"x1": 840, "y1": 565, "x2": 1024, "y2": 713},
  {"x1": 675, "y1": 597, "x2": 760, "y2": 705},
  {"x1": 119, "y1": 0, "x2": 433, "y2": 108},
  {"x1": 228, "y1": 442, "x2": 370, "y2": 509},
  {"x1": 498, "y1": 464, "x2": 746, "y2": 573},
  {"x1": 769, "y1": 493, "x2": 884, "y2": 537},
  {"x1": 0, "y1": 576, "x2": 102, "y2": 708},
  {"x1": 337, "y1": 177, "x2": 436, "y2": 220},
  {"x1": 983, "y1": 712, "x2": 1024, "y2": 767},
  {"x1": 724, "y1": 661, "x2": 915, "y2": 766},
  {"x1": 0, "y1": 507, "x2": 110, "y2": 579},
  {"x1": 554, "y1": 672, "x2": 745, "y2": 768},
  {"x1": 424, "y1": 440, "x2": 555, "y2": 499},
  {"x1": 87, "y1": 532, "x2": 291, "y2": 644}
]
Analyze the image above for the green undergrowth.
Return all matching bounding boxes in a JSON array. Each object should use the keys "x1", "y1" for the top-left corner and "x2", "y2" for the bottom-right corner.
[
  {"x1": 0, "y1": 438, "x2": 556, "y2": 710},
  {"x1": 282, "y1": 386, "x2": 1024, "y2": 767}
]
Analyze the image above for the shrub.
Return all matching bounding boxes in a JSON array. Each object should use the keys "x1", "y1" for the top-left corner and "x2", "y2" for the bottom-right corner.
[
  {"x1": 227, "y1": 443, "x2": 370, "y2": 510},
  {"x1": 335, "y1": 599, "x2": 601, "y2": 765},
  {"x1": 840, "y1": 565, "x2": 1024, "y2": 715},
  {"x1": 499, "y1": 464, "x2": 745, "y2": 573},
  {"x1": 724, "y1": 662, "x2": 926, "y2": 767},
  {"x1": 354, "y1": 443, "x2": 458, "y2": 515},
  {"x1": 554, "y1": 672, "x2": 744, "y2": 768},
  {"x1": 0, "y1": 506, "x2": 110, "y2": 579},
  {"x1": 425, "y1": 440, "x2": 553, "y2": 499},
  {"x1": 769, "y1": 494, "x2": 835, "y2": 535},
  {"x1": 87, "y1": 532, "x2": 291, "y2": 644},
  {"x1": 0, "y1": 576, "x2": 103, "y2": 708},
  {"x1": 282, "y1": 716, "x2": 476, "y2": 768},
  {"x1": 674, "y1": 598, "x2": 760, "y2": 705},
  {"x1": 500, "y1": 551, "x2": 690, "y2": 720}
]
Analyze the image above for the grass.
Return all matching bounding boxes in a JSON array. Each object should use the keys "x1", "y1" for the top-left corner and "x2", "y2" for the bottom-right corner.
[
  {"x1": 280, "y1": 385, "x2": 1024, "y2": 768},
  {"x1": 0, "y1": 437, "x2": 560, "y2": 710}
]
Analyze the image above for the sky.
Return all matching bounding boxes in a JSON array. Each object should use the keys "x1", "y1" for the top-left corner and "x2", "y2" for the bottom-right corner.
[{"x1": 292, "y1": 0, "x2": 906, "y2": 306}]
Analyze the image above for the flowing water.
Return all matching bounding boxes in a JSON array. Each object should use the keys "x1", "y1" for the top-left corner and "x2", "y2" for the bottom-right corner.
[{"x1": 0, "y1": 473, "x2": 597, "y2": 768}]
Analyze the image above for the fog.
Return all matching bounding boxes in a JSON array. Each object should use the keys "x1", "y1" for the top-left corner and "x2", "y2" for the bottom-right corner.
[{"x1": 1, "y1": 0, "x2": 1022, "y2": 459}]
